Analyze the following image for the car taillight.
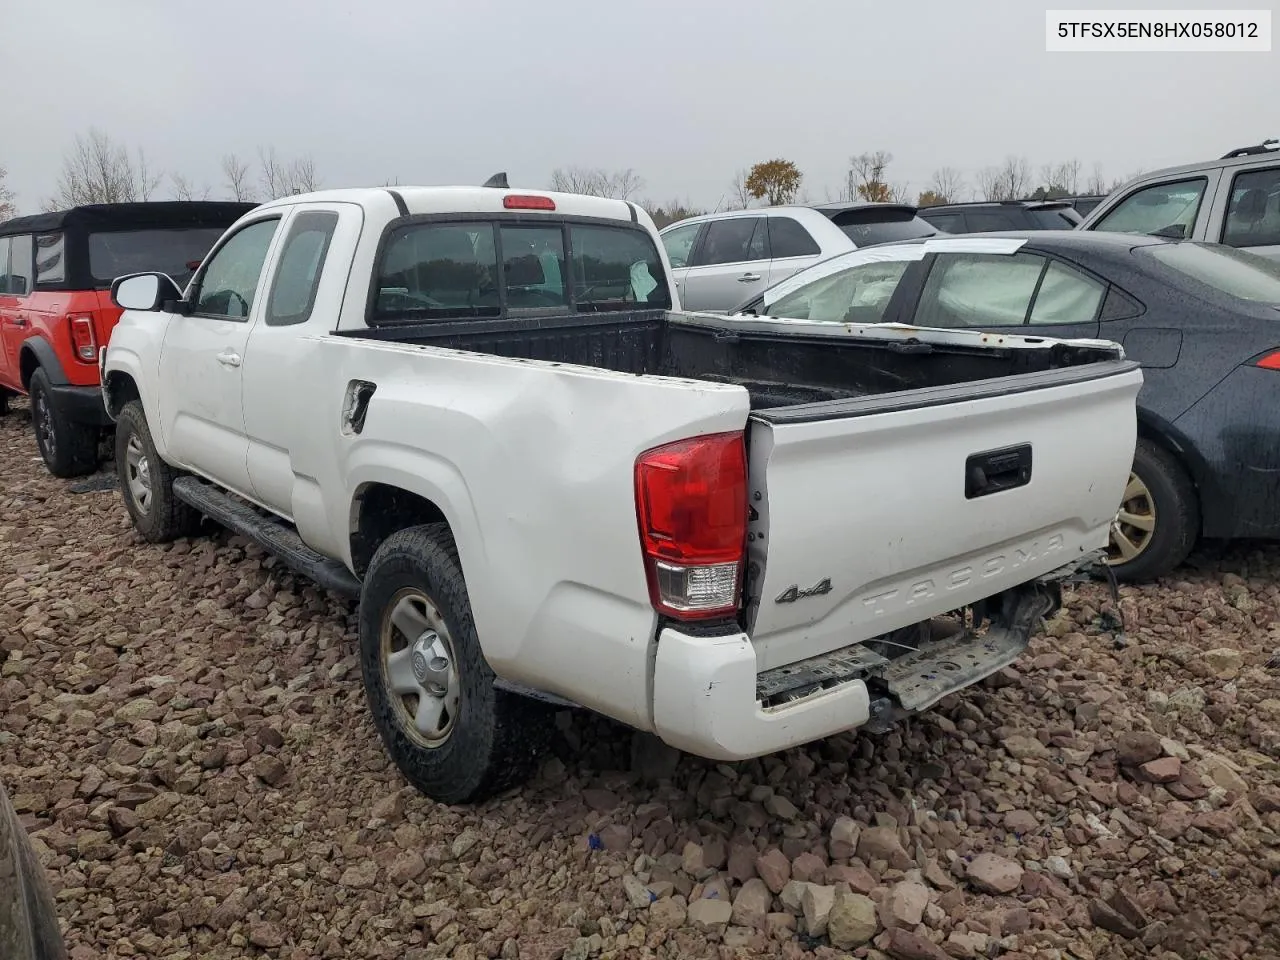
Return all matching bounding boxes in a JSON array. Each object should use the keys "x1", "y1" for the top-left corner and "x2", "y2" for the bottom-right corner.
[
  {"x1": 69, "y1": 314, "x2": 97, "y2": 362},
  {"x1": 634, "y1": 431, "x2": 747, "y2": 620},
  {"x1": 1255, "y1": 349, "x2": 1280, "y2": 370},
  {"x1": 503, "y1": 194, "x2": 556, "y2": 210}
]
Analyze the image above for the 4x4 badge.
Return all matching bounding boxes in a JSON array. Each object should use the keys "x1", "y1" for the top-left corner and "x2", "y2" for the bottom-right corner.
[{"x1": 775, "y1": 577, "x2": 833, "y2": 604}]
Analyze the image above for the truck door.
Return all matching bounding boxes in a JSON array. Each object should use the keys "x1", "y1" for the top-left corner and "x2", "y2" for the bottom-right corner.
[{"x1": 156, "y1": 216, "x2": 283, "y2": 498}]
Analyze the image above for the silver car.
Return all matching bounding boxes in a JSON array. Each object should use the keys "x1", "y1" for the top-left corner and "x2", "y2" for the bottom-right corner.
[
  {"x1": 659, "y1": 202, "x2": 940, "y2": 313},
  {"x1": 1078, "y1": 139, "x2": 1280, "y2": 262}
]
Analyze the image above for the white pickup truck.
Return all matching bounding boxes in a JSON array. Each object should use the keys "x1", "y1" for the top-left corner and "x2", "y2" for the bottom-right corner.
[{"x1": 100, "y1": 184, "x2": 1142, "y2": 803}]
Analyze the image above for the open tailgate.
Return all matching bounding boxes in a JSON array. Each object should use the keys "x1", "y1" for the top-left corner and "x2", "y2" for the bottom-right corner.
[{"x1": 743, "y1": 360, "x2": 1142, "y2": 671}]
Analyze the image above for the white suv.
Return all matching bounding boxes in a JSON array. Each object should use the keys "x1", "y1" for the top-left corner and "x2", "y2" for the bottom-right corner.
[{"x1": 659, "y1": 202, "x2": 940, "y2": 313}]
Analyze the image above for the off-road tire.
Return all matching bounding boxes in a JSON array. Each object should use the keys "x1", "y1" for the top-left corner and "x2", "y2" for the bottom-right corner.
[
  {"x1": 1108, "y1": 438, "x2": 1199, "y2": 583},
  {"x1": 359, "y1": 523, "x2": 554, "y2": 804},
  {"x1": 29, "y1": 368, "x2": 99, "y2": 478},
  {"x1": 114, "y1": 400, "x2": 202, "y2": 543}
]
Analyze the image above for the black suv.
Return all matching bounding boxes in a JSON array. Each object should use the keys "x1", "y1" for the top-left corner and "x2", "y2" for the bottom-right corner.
[{"x1": 917, "y1": 200, "x2": 1083, "y2": 234}]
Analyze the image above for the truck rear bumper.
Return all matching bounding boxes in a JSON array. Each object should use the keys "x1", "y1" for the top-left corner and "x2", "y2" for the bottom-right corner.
[{"x1": 651, "y1": 577, "x2": 1063, "y2": 762}]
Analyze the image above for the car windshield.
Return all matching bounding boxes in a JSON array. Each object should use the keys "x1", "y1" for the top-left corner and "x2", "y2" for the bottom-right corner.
[
  {"x1": 88, "y1": 227, "x2": 230, "y2": 287},
  {"x1": 1139, "y1": 242, "x2": 1280, "y2": 303}
]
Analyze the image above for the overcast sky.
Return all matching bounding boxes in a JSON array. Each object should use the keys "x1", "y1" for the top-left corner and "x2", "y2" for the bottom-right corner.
[{"x1": 2, "y1": 0, "x2": 1274, "y2": 214}]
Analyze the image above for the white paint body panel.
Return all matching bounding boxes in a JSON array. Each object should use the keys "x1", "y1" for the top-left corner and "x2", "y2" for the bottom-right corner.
[{"x1": 104, "y1": 185, "x2": 1141, "y2": 759}]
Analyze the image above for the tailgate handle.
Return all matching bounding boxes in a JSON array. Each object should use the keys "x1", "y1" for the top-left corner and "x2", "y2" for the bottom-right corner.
[{"x1": 965, "y1": 444, "x2": 1032, "y2": 499}]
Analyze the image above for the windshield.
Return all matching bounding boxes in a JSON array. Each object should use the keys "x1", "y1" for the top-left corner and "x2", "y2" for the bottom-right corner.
[
  {"x1": 88, "y1": 227, "x2": 229, "y2": 287},
  {"x1": 1139, "y1": 242, "x2": 1280, "y2": 303}
]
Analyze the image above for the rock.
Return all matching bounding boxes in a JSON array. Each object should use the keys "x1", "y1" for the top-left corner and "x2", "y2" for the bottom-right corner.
[
  {"x1": 106, "y1": 806, "x2": 138, "y2": 837},
  {"x1": 764, "y1": 794, "x2": 799, "y2": 820},
  {"x1": 857, "y1": 826, "x2": 912, "y2": 870},
  {"x1": 1203, "y1": 647, "x2": 1243, "y2": 679},
  {"x1": 649, "y1": 897, "x2": 686, "y2": 930},
  {"x1": 687, "y1": 897, "x2": 732, "y2": 932},
  {"x1": 829, "y1": 815, "x2": 860, "y2": 859},
  {"x1": 1004, "y1": 810, "x2": 1037, "y2": 833},
  {"x1": 1137, "y1": 756, "x2": 1182, "y2": 783},
  {"x1": 826, "y1": 891, "x2": 878, "y2": 949},
  {"x1": 756, "y1": 848, "x2": 791, "y2": 893},
  {"x1": 965, "y1": 853, "x2": 1022, "y2": 894},
  {"x1": 1191, "y1": 810, "x2": 1236, "y2": 838},
  {"x1": 581, "y1": 788, "x2": 620, "y2": 812},
  {"x1": 830, "y1": 861, "x2": 878, "y2": 894},
  {"x1": 388, "y1": 850, "x2": 426, "y2": 885},
  {"x1": 622, "y1": 875, "x2": 654, "y2": 910},
  {"x1": 791, "y1": 851, "x2": 825, "y2": 883},
  {"x1": 1089, "y1": 899, "x2": 1140, "y2": 938},
  {"x1": 1001, "y1": 734, "x2": 1048, "y2": 760},
  {"x1": 922, "y1": 859, "x2": 957, "y2": 892},
  {"x1": 945, "y1": 930, "x2": 990, "y2": 958},
  {"x1": 801, "y1": 884, "x2": 837, "y2": 938},
  {"x1": 1251, "y1": 783, "x2": 1280, "y2": 814},
  {"x1": 884, "y1": 928, "x2": 950, "y2": 960},
  {"x1": 251, "y1": 754, "x2": 287, "y2": 787},
  {"x1": 731, "y1": 878, "x2": 771, "y2": 930},
  {"x1": 880, "y1": 881, "x2": 928, "y2": 929},
  {"x1": 780, "y1": 880, "x2": 809, "y2": 915},
  {"x1": 248, "y1": 921, "x2": 285, "y2": 948},
  {"x1": 339, "y1": 860, "x2": 378, "y2": 889},
  {"x1": 1114, "y1": 731, "x2": 1163, "y2": 766},
  {"x1": 597, "y1": 823, "x2": 632, "y2": 852},
  {"x1": 727, "y1": 843, "x2": 758, "y2": 882},
  {"x1": 1044, "y1": 855, "x2": 1074, "y2": 880},
  {"x1": 1196, "y1": 753, "x2": 1248, "y2": 796}
]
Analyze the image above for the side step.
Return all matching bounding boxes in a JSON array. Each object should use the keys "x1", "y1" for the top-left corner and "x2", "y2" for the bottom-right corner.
[{"x1": 172, "y1": 476, "x2": 362, "y2": 599}]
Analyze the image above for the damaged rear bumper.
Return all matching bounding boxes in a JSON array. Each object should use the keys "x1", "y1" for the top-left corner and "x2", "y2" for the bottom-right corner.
[{"x1": 651, "y1": 568, "x2": 1068, "y2": 761}]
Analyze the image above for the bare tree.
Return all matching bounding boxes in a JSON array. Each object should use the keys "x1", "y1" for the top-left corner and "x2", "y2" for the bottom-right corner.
[
  {"x1": 1085, "y1": 162, "x2": 1108, "y2": 195},
  {"x1": 929, "y1": 167, "x2": 966, "y2": 204},
  {"x1": 170, "y1": 172, "x2": 211, "y2": 202},
  {"x1": 0, "y1": 165, "x2": 15, "y2": 220},
  {"x1": 221, "y1": 153, "x2": 255, "y2": 202},
  {"x1": 642, "y1": 197, "x2": 705, "y2": 229},
  {"x1": 847, "y1": 151, "x2": 894, "y2": 203},
  {"x1": 47, "y1": 128, "x2": 162, "y2": 208},
  {"x1": 548, "y1": 166, "x2": 645, "y2": 200},
  {"x1": 257, "y1": 145, "x2": 320, "y2": 198},
  {"x1": 728, "y1": 169, "x2": 754, "y2": 210},
  {"x1": 976, "y1": 155, "x2": 1032, "y2": 201}
]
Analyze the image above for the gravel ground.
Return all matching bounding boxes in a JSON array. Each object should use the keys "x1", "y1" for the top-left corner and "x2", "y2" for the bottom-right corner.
[{"x1": 1, "y1": 399, "x2": 1277, "y2": 960}]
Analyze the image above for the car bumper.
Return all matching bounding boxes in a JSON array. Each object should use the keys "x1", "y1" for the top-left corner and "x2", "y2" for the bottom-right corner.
[
  {"x1": 50, "y1": 382, "x2": 113, "y2": 427},
  {"x1": 651, "y1": 579, "x2": 1062, "y2": 762}
]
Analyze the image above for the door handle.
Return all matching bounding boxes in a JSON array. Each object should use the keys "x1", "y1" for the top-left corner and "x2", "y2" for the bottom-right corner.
[
  {"x1": 738, "y1": 273, "x2": 762, "y2": 282},
  {"x1": 216, "y1": 350, "x2": 242, "y2": 368}
]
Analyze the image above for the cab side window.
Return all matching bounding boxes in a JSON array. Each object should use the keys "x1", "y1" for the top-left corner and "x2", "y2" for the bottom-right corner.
[
  {"x1": 0, "y1": 235, "x2": 33, "y2": 295},
  {"x1": 266, "y1": 211, "x2": 339, "y2": 326},
  {"x1": 193, "y1": 219, "x2": 281, "y2": 319}
]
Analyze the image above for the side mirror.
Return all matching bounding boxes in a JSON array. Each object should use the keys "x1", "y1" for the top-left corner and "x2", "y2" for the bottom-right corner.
[
  {"x1": 1149, "y1": 224, "x2": 1187, "y2": 240},
  {"x1": 111, "y1": 272, "x2": 183, "y2": 311}
]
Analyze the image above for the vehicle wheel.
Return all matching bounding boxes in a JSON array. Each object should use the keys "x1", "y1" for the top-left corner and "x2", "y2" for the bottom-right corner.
[
  {"x1": 114, "y1": 400, "x2": 201, "y2": 542},
  {"x1": 29, "y1": 368, "x2": 99, "y2": 478},
  {"x1": 359, "y1": 523, "x2": 554, "y2": 804},
  {"x1": 1105, "y1": 438, "x2": 1199, "y2": 582}
]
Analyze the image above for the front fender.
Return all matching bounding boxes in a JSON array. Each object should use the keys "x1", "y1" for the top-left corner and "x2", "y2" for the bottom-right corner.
[{"x1": 102, "y1": 347, "x2": 168, "y2": 458}]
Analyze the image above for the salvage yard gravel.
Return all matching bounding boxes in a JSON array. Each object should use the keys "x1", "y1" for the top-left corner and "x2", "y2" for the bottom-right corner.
[{"x1": 0, "y1": 402, "x2": 1276, "y2": 960}]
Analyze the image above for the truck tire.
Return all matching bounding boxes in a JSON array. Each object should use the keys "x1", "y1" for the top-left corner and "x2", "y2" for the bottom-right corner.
[
  {"x1": 29, "y1": 368, "x2": 99, "y2": 478},
  {"x1": 114, "y1": 400, "x2": 202, "y2": 543},
  {"x1": 358, "y1": 523, "x2": 554, "y2": 804},
  {"x1": 1106, "y1": 438, "x2": 1199, "y2": 583}
]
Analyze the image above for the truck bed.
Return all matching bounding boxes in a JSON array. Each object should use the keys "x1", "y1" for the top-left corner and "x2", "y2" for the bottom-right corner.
[{"x1": 334, "y1": 309, "x2": 1122, "y2": 412}]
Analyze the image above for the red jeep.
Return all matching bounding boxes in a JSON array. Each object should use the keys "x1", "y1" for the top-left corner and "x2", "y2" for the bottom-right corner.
[{"x1": 0, "y1": 201, "x2": 256, "y2": 476}]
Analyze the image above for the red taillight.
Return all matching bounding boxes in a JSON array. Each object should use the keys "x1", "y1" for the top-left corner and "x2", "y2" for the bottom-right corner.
[
  {"x1": 1256, "y1": 350, "x2": 1280, "y2": 370},
  {"x1": 69, "y1": 314, "x2": 97, "y2": 362},
  {"x1": 634, "y1": 431, "x2": 747, "y2": 620},
  {"x1": 503, "y1": 194, "x2": 556, "y2": 210}
]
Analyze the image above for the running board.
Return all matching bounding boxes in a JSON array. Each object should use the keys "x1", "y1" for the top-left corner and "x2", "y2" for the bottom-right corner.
[{"x1": 172, "y1": 476, "x2": 362, "y2": 599}]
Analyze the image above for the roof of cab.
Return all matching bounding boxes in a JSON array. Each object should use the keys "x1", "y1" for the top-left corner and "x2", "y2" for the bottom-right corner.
[{"x1": 254, "y1": 186, "x2": 648, "y2": 224}]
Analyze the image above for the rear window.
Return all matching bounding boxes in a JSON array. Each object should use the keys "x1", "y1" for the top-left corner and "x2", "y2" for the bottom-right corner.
[
  {"x1": 1027, "y1": 207, "x2": 1083, "y2": 229},
  {"x1": 88, "y1": 227, "x2": 231, "y2": 288},
  {"x1": 829, "y1": 208, "x2": 938, "y2": 247},
  {"x1": 372, "y1": 219, "x2": 671, "y2": 322},
  {"x1": 1140, "y1": 242, "x2": 1280, "y2": 303}
]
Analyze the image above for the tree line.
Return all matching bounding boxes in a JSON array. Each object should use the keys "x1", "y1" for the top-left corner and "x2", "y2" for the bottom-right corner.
[{"x1": 0, "y1": 129, "x2": 1145, "y2": 229}]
